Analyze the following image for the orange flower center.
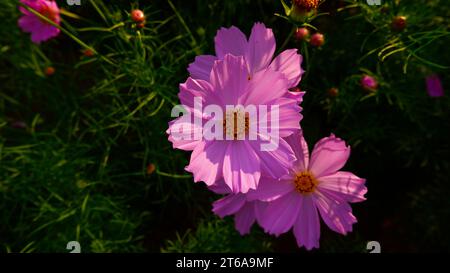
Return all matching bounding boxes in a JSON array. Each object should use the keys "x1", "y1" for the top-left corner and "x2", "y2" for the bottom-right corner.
[
  {"x1": 294, "y1": 171, "x2": 318, "y2": 194},
  {"x1": 294, "y1": 0, "x2": 319, "y2": 11},
  {"x1": 39, "y1": 5, "x2": 59, "y2": 25}
]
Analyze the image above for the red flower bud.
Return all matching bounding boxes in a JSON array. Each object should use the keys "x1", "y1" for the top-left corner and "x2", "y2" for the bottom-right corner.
[
  {"x1": 328, "y1": 87, "x2": 339, "y2": 97},
  {"x1": 83, "y1": 49, "x2": 95, "y2": 57},
  {"x1": 310, "y1": 33, "x2": 324, "y2": 47},
  {"x1": 146, "y1": 163, "x2": 156, "y2": 175},
  {"x1": 131, "y1": 9, "x2": 145, "y2": 23},
  {"x1": 295, "y1": 27, "x2": 310, "y2": 41},
  {"x1": 45, "y1": 66, "x2": 55, "y2": 76},
  {"x1": 391, "y1": 16, "x2": 407, "y2": 31}
]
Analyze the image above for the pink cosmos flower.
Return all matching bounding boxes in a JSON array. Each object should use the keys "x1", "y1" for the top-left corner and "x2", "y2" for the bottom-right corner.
[
  {"x1": 360, "y1": 75, "x2": 378, "y2": 91},
  {"x1": 188, "y1": 22, "x2": 305, "y2": 89},
  {"x1": 248, "y1": 131, "x2": 367, "y2": 250},
  {"x1": 18, "y1": 0, "x2": 61, "y2": 44},
  {"x1": 210, "y1": 181, "x2": 267, "y2": 235},
  {"x1": 167, "y1": 54, "x2": 302, "y2": 193},
  {"x1": 426, "y1": 74, "x2": 444, "y2": 97}
]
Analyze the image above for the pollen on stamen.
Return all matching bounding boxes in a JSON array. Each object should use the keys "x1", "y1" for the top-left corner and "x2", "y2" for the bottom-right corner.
[
  {"x1": 294, "y1": 171, "x2": 318, "y2": 194},
  {"x1": 222, "y1": 110, "x2": 250, "y2": 140}
]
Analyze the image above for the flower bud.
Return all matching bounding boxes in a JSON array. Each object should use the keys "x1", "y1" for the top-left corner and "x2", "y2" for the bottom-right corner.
[
  {"x1": 391, "y1": 16, "x2": 407, "y2": 31},
  {"x1": 45, "y1": 66, "x2": 55, "y2": 76},
  {"x1": 328, "y1": 87, "x2": 339, "y2": 97},
  {"x1": 361, "y1": 75, "x2": 378, "y2": 92},
  {"x1": 310, "y1": 33, "x2": 324, "y2": 47},
  {"x1": 295, "y1": 27, "x2": 310, "y2": 41},
  {"x1": 131, "y1": 9, "x2": 145, "y2": 23}
]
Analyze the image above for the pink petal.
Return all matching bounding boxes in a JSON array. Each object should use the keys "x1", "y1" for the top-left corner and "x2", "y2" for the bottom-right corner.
[
  {"x1": 210, "y1": 54, "x2": 249, "y2": 105},
  {"x1": 212, "y1": 194, "x2": 246, "y2": 218},
  {"x1": 269, "y1": 49, "x2": 304, "y2": 88},
  {"x1": 20, "y1": 0, "x2": 42, "y2": 15},
  {"x1": 187, "y1": 55, "x2": 218, "y2": 81},
  {"x1": 242, "y1": 68, "x2": 289, "y2": 106},
  {"x1": 185, "y1": 140, "x2": 229, "y2": 186},
  {"x1": 313, "y1": 191, "x2": 357, "y2": 235},
  {"x1": 166, "y1": 114, "x2": 203, "y2": 151},
  {"x1": 245, "y1": 23, "x2": 276, "y2": 74},
  {"x1": 18, "y1": 16, "x2": 40, "y2": 33},
  {"x1": 254, "y1": 200, "x2": 269, "y2": 226},
  {"x1": 293, "y1": 195, "x2": 320, "y2": 250},
  {"x1": 309, "y1": 134, "x2": 351, "y2": 178},
  {"x1": 46, "y1": 0, "x2": 61, "y2": 23},
  {"x1": 317, "y1": 171, "x2": 367, "y2": 203},
  {"x1": 284, "y1": 130, "x2": 309, "y2": 172},
  {"x1": 285, "y1": 90, "x2": 305, "y2": 104},
  {"x1": 234, "y1": 202, "x2": 256, "y2": 235},
  {"x1": 248, "y1": 137, "x2": 296, "y2": 179},
  {"x1": 179, "y1": 77, "x2": 218, "y2": 111},
  {"x1": 222, "y1": 141, "x2": 261, "y2": 193},
  {"x1": 247, "y1": 176, "x2": 294, "y2": 202},
  {"x1": 259, "y1": 191, "x2": 301, "y2": 236},
  {"x1": 214, "y1": 26, "x2": 248, "y2": 59},
  {"x1": 208, "y1": 179, "x2": 232, "y2": 195},
  {"x1": 30, "y1": 24, "x2": 59, "y2": 44},
  {"x1": 270, "y1": 97, "x2": 302, "y2": 137},
  {"x1": 426, "y1": 74, "x2": 444, "y2": 97}
]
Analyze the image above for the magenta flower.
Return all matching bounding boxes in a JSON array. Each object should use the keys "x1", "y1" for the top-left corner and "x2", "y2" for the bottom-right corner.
[
  {"x1": 426, "y1": 74, "x2": 444, "y2": 97},
  {"x1": 188, "y1": 22, "x2": 304, "y2": 89},
  {"x1": 167, "y1": 54, "x2": 302, "y2": 193},
  {"x1": 360, "y1": 75, "x2": 378, "y2": 91},
  {"x1": 210, "y1": 181, "x2": 267, "y2": 235},
  {"x1": 248, "y1": 131, "x2": 367, "y2": 250},
  {"x1": 18, "y1": 0, "x2": 61, "y2": 44}
]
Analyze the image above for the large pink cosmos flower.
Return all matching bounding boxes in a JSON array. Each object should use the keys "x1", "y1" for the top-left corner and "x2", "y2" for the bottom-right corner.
[
  {"x1": 188, "y1": 22, "x2": 304, "y2": 89},
  {"x1": 210, "y1": 182, "x2": 267, "y2": 235},
  {"x1": 18, "y1": 0, "x2": 61, "y2": 44},
  {"x1": 167, "y1": 54, "x2": 302, "y2": 193},
  {"x1": 248, "y1": 131, "x2": 367, "y2": 250}
]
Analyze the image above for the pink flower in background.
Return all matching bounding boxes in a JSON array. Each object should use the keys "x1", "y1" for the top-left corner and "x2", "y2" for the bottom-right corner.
[
  {"x1": 360, "y1": 75, "x2": 378, "y2": 91},
  {"x1": 426, "y1": 74, "x2": 444, "y2": 97},
  {"x1": 248, "y1": 131, "x2": 367, "y2": 250},
  {"x1": 18, "y1": 0, "x2": 61, "y2": 44},
  {"x1": 167, "y1": 54, "x2": 302, "y2": 193},
  {"x1": 188, "y1": 22, "x2": 305, "y2": 89},
  {"x1": 210, "y1": 181, "x2": 267, "y2": 235}
]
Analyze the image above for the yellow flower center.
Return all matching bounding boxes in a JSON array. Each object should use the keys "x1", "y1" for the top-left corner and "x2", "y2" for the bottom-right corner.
[
  {"x1": 222, "y1": 110, "x2": 250, "y2": 140},
  {"x1": 294, "y1": 171, "x2": 318, "y2": 194}
]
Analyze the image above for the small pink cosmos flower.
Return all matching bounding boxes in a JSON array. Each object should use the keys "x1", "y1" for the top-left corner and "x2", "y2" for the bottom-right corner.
[
  {"x1": 210, "y1": 181, "x2": 267, "y2": 235},
  {"x1": 426, "y1": 74, "x2": 444, "y2": 98},
  {"x1": 18, "y1": 0, "x2": 61, "y2": 44},
  {"x1": 167, "y1": 54, "x2": 302, "y2": 193},
  {"x1": 188, "y1": 22, "x2": 305, "y2": 90},
  {"x1": 360, "y1": 75, "x2": 378, "y2": 91},
  {"x1": 248, "y1": 131, "x2": 367, "y2": 250}
]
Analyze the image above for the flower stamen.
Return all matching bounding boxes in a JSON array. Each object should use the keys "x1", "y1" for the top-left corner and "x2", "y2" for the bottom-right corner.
[
  {"x1": 223, "y1": 110, "x2": 250, "y2": 140},
  {"x1": 294, "y1": 171, "x2": 318, "y2": 194}
]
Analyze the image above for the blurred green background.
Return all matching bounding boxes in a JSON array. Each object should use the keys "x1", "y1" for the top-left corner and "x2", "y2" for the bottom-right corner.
[{"x1": 0, "y1": 0, "x2": 448, "y2": 253}]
